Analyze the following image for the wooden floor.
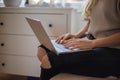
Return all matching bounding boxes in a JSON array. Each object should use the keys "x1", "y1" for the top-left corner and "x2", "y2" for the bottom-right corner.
[
  {"x1": 0, "y1": 74, "x2": 27, "y2": 80},
  {"x1": 0, "y1": 74, "x2": 40, "y2": 80}
]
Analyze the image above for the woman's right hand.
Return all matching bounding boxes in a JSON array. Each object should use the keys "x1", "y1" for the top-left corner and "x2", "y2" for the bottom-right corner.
[{"x1": 55, "y1": 33, "x2": 77, "y2": 44}]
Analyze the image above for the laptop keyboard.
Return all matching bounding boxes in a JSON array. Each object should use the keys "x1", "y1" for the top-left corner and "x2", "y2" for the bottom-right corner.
[{"x1": 51, "y1": 40, "x2": 71, "y2": 52}]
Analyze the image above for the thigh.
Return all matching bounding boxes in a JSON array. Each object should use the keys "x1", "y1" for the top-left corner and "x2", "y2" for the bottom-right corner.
[
  {"x1": 48, "y1": 47, "x2": 120, "y2": 65},
  {"x1": 47, "y1": 47, "x2": 120, "y2": 77}
]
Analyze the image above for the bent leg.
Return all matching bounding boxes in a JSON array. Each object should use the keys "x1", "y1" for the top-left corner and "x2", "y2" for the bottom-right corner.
[
  {"x1": 37, "y1": 45, "x2": 62, "y2": 80},
  {"x1": 39, "y1": 47, "x2": 120, "y2": 80},
  {"x1": 39, "y1": 50, "x2": 61, "y2": 80}
]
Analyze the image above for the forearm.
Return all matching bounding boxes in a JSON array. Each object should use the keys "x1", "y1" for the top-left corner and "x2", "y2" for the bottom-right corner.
[
  {"x1": 92, "y1": 32, "x2": 120, "y2": 48},
  {"x1": 75, "y1": 20, "x2": 90, "y2": 38}
]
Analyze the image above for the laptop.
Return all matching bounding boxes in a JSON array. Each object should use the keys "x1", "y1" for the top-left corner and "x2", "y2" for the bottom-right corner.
[{"x1": 26, "y1": 17, "x2": 85, "y2": 55}]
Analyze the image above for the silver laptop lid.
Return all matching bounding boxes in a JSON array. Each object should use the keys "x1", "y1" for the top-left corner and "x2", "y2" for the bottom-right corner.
[{"x1": 26, "y1": 17, "x2": 56, "y2": 52}]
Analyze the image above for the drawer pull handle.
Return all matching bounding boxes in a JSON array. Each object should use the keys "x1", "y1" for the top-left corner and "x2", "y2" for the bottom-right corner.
[
  {"x1": 49, "y1": 24, "x2": 52, "y2": 27},
  {"x1": 1, "y1": 63, "x2": 5, "y2": 66},
  {"x1": 0, "y1": 22, "x2": 4, "y2": 26},
  {"x1": 1, "y1": 43, "x2": 4, "y2": 46}
]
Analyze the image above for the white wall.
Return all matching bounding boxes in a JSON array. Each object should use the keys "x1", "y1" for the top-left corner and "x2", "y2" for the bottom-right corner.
[
  {"x1": 77, "y1": 13, "x2": 86, "y2": 32},
  {"x1": 72, "y1": 11, "x2": 86, "y2": 34},
  {"x1": 70, "y1": 1, "x2": 87, "y2": 33}
]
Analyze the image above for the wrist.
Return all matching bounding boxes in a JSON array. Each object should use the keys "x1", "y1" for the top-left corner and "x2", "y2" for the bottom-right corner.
[
  {"x1": 74, "y1": 34, "x2": 79, "y2": 38},
  {"x1": 91, "y1": 40, "x2": 97, "y2": 48},
  {"x1": 75, "y1": 32, "x2": 86, "y2": 38}
]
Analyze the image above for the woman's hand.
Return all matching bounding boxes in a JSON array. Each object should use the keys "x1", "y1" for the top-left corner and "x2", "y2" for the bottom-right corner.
[
  {"x1": 56, "y1": 33, "x2": 77, "y2": 44},
  {"x1": 63, "y1": 38, "x2": 94, "y2": 50}
]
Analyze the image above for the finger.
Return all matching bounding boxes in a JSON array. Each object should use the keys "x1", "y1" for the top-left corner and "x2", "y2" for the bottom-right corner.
[
  {"x1": 56, "y1": 36, "x2": 64, "y2": 43},
  {"x1": 61, "y1": 36, "x2": 69, "y2": 43},
  {"x1": 63, "y1": 39, "x2": 76, "y2": 46},
  {"x1": 63, "y1": 39, "x2": 80, "y2": 48},
  {"x1": 64, "y1": 41, "x2": 75, "y2": 48},
  {"x1": 70, "y1": 45, "x2": 80, "y2": 50},
  {"x1": 55, "y1": 36, "x2": 62, "y2": 42},
  {"x1": 63, "y1": 39, "x2": 72, "y2": 46},
  {"x1": 63, "y1": 38, "x2": 74, "y2": 43},
  {"x1": 64, "y1": 39, "x2": 81, "y2": 49},
  {"x1": 60, "y1": 35, "x2": 71, "y2": 44}
]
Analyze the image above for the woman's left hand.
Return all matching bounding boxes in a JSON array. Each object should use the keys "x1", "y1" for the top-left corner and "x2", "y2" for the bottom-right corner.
[{"x1": 63, "y1": 38, "x2": 94, "y2": 50}]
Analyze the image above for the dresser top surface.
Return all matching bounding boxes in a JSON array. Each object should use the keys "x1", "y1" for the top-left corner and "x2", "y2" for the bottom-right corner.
[{"x1": 0, "y1": 7, "x2": 76, "y2": 14}]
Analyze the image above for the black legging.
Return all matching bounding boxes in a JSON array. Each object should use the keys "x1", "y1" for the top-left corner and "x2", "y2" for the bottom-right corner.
[
  {"x1": 40, "y1": 47, "x2": 120, "y2": 80},
  {"x1": 40, "y1": 34, "x2": 120, "y2": 80}
]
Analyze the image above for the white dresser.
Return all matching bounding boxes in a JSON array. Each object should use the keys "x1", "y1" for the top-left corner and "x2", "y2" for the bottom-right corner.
[{"x1": 0, "y1": 7, "x2": 77, "y2": 77}]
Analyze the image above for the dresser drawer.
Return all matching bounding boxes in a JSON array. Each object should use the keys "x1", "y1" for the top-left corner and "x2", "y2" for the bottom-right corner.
[
  {"x1": 0, "y1": 55, "x2": 41, "y2": 77},
  {"x1": 0, "y1": 35, "x2": 40, "y2": 56},
  {"x1": 0, "y1": 14, "x2": 67, "y2": 36}
]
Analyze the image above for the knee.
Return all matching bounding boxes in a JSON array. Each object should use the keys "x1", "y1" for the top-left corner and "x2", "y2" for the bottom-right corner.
[
  {"x1": 37, "y1": 47, "x2": 47, "y2": 62},
  {"x1": 37, "y1": 47, "x2": 52, "y2": 69},
  {"x1": 37, "y1": 47, "x2": 45, "y2": 58},
  {"x1": 37, "y1": 47, "x2": 42, "y2": 55}
]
